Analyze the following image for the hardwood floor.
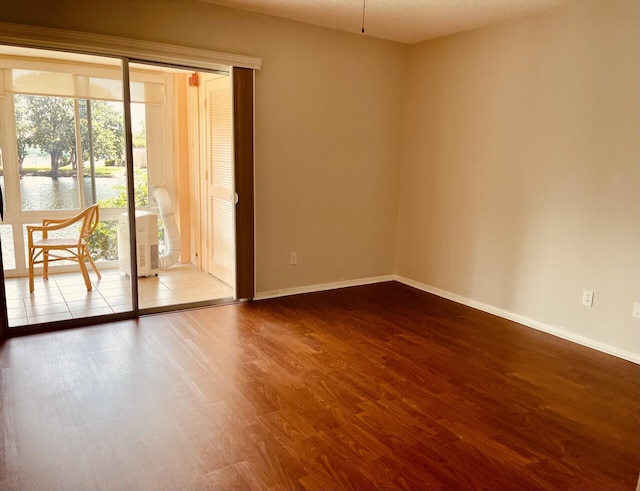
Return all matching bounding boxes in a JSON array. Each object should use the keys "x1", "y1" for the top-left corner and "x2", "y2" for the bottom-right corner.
[{"x1": 0, "y1": 281, "x2": 638, "y2": 490}]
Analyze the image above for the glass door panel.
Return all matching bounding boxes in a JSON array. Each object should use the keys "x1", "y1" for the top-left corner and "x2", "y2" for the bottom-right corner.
[
  {"x1": 0, "y1": 45, "x2": 135, "y2": 328},
  {"x1": 128, "y1": 62, "x2": 234, "y2": 311}
]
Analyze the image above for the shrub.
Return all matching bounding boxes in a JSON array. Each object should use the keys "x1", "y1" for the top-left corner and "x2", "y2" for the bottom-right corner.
[{"x1": 89, "y1": 171, "x2": 148, "y2": 261}]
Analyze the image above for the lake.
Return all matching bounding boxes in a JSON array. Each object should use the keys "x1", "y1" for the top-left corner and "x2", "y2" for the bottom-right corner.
[{"x1": 20, "y1": 175, "x2": 124, "y2": 210}]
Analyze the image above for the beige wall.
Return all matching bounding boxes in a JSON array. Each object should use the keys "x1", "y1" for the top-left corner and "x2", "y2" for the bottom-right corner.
[
  {"x1": 397, "y1": 0, "x2": 640, "y2": 354},
  {"x1": 0, "y1": 0, "x2": 408, "y2": 293}
]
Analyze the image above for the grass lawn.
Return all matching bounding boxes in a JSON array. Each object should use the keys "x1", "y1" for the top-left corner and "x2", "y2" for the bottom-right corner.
[{"x1": 19, "y1": 164, "x2": 126, "y2": 178}]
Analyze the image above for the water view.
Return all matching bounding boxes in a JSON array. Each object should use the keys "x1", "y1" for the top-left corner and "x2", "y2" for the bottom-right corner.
[{"x1": 20, "y1": 175, "x2": 123, "y2": 210}]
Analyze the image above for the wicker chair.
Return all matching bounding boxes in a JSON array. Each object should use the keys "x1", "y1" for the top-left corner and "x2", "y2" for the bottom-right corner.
[{"x1": 27, "y1": 204, "x2": 101, "y2": 293}]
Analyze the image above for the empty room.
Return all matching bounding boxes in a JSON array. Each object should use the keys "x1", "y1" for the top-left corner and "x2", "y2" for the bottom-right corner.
[{"x1": 0, "y1": 0, "x2": 638, "y2": 489}]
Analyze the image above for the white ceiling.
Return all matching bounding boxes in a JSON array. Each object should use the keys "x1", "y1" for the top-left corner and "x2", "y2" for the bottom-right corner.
[{"x1": 199, "y1": 0, "x2": 586, "y2": 44}]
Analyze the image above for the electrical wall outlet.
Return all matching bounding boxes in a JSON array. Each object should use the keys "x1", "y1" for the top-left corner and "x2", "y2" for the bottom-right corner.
[
  {"x1": 582, "y1": 290, "x2": 594, "y2": 308},
  {"x1": 289, "y1": 251, "x2": 298, "y2": 265},
  {"x1": 633, "y1": 302, "x2": 640, "y2": 319}
]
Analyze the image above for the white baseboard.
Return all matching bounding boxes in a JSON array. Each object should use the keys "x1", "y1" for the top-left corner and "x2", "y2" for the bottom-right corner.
[
  {"x1": 255, "y1": 275, "x2": 395, "y2": 300},
  {"x1": 254, "y1": 273, "x2": 639, "y2": 364},
  {"x1": 394, "y1": 275, "x2": 640, "y2": 365}
]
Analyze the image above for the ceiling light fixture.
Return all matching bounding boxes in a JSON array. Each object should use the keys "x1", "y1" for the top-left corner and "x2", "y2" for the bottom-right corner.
[{"x1": 361, "y1": 0, "x2": 366, "y2": 34}]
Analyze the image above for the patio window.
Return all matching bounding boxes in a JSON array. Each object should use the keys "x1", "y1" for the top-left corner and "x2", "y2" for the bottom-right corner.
[{"x1": 0, "y1": 50, "x2": 169, "y2": 273}]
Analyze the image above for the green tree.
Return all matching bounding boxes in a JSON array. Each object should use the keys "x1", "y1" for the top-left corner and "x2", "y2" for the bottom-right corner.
[
  {"x1": 14, "y1": 95, "x2": 125, "y2": 179},
  {"x1": 14, "y1": 95, "x2": 32, "y2": 168},
  {"x1": 17, "y1": 95, "x2": 75, "y2": 179},
  {"x1": 80, "y1": 100, "x2": 125, "y2": 165}
]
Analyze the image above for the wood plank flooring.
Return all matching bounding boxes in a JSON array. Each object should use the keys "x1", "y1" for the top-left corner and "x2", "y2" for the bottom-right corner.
[{"x1": 0, "y1": 281, "x2": 638, "y2": 490}]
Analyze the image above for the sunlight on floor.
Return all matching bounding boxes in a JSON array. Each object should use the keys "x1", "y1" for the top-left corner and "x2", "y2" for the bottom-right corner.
[{"x1": 4, "y1": 263, "x2": 233, "y2": 326}]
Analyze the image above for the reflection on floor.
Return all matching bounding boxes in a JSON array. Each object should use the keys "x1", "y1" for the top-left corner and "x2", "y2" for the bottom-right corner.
[{"x1": 4, "y1": 263, "x2": 233, "y2": 327}]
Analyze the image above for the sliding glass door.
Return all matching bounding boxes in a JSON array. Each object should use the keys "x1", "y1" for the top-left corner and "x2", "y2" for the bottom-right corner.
[
  {"x1": 0, "y1": 46, "x2": 136, "y2": 328},
  {"x1": 0, "y1": 43, "x2": 251, "y2": 333},
  {"x1": 126, "y1": 62, "x2": 235, "y2": 312}
]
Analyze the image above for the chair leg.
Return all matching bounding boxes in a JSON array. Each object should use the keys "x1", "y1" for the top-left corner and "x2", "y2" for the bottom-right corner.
[
  {"x1": 78, "y1": 250, "x2": 92, "y2": 291},
  {"x1": 29, "y1": 247, "x2": 35, "y2": 293},
  {"x1": 85, "y1": 246, "x2": 102, "y2": 280},
  {"x1": 43, "y1": 251, "x2": 49, "y2": 281}
]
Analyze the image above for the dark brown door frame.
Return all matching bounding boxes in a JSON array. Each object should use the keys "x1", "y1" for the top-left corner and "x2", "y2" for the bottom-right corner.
[
  {"x1": 0, "y1": 235, "x2": 7, "y2": 338},
  {"x1": 1, "y1": 183, "x2": 8, "y2": 336},
  {"x1": 233, "y1": 67, "x2": 255, "y2": 300}
]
